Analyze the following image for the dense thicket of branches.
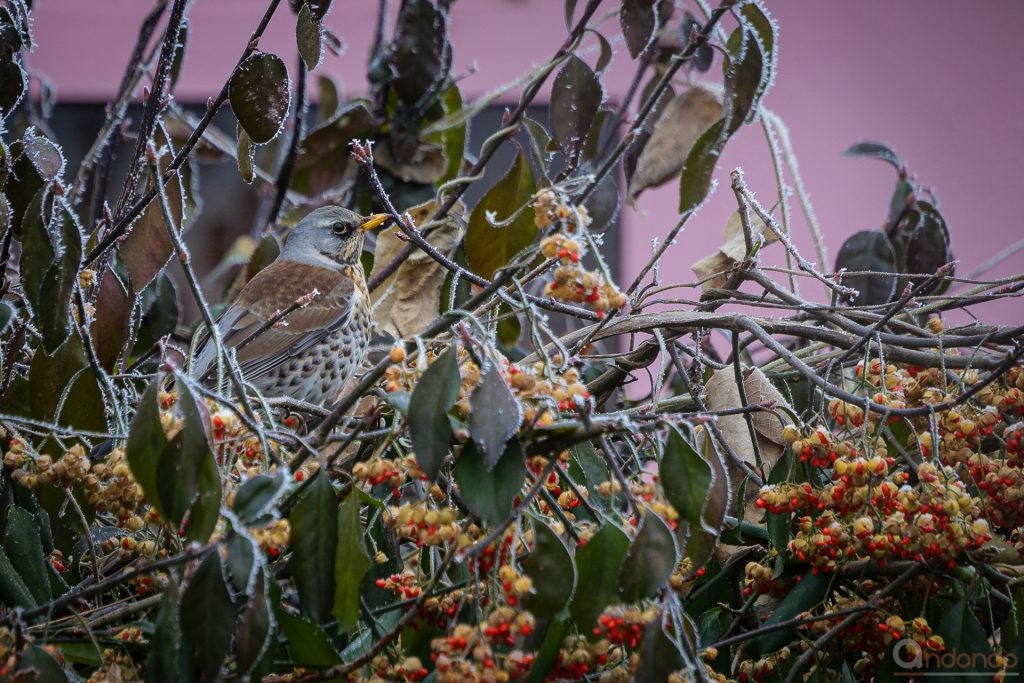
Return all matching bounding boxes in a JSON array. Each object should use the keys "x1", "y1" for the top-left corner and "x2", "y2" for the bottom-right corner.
[{"x1": 1, "y1": 0, "x2": 1023, "y2": 681}]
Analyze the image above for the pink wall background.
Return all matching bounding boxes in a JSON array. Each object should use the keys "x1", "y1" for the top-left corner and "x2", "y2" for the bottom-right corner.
[{"x1": 29, "y1": 1, "x2": 1024, "y2": 325}]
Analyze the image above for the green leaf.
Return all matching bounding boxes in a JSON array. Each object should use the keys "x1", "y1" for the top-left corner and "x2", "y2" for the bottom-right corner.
[
  {"x1": 57, "y1": 642, "x2": 104, "y2": 668},
  {"x1": 21, "y1": 127, "x2": 65, "y2": 182},
  {"x1": 568, "y1": 441, "x2": 609, "y2": 500},
  {"x1": 523, "y1": 519, "x2": 576, "y2": 618},
  {"x1": 618, "y1": 509, "x2": 678, "y2": 603},
  {"x1": 933, "y1": 593, "x2": 991, "y2": 675},
  {"x1": 570, "y1": 522, "x2": 630, "y2": 631},
  {"x1": 288, "y1": 473, "x2": 338, "y2": 623},
  {"x1": 156, "y1": 376, "x2": 221, "y2": 540},
  {"x1": 127, "y1": 378, "x2": 169, "y2": 520},
  {"x1": 766, "y1": 450, "x2": 793, "y2": 557},
  {"x1": 181, "y1": 552, "x2": 234, "y2": 680},
  {"x1": 661, "y1": 426, "x2": 709, "y2": 526},
  {"x1": 225, "y1": 534, "x2": 256, "y2": 595},
  {"x1": 905, "y1": 201, "x2": 953, "y2": 295},
  {"x1": 578, "y1": 121, "x2": 621, "y2": 232},
  {"x1": 886, "y1": 179, "x2": 915, "y2": 229},
  {"x1": 408, "y1": 346, "x2": 460, "y2": 480},
  {"x1": 634, "y1": 620, "x2": 685, "y2": 682},
  {"x1": 236, "y1": 124, "x2": 255, "y2": 184},
  {"x1": 15, "y1": 643, "x2": 68, "y2": 682},
  {"x1": 0, "y1": 52, "x2": 26, "y2": 118},
  {"x1": 722, "y1": 23, "x2": 766, "y2": 135},
  {"x1": 526, "y1": 613, "x2": 570, "y2": 683},
  {"x1": 229, "y1": 51, "x2": 291, "y2": 144},
  {"x1": 745, "y1": 570, "x2": 830, "y2": 656},
  {"x1": 550, "y1": 54, "x2": 602, "y2": 163},
  {"x1": 27, "y1": 334, "x2": 106, "y2": 432},
  {"x1": 522, "y1": 116, "x2": 554, "y2": 185},
  {"x1": 277, "y1": 611, "x2": 343, "y2": 667},
  {"x1": 590, "y1": 28, "x2": 614, "y2": 74},
  {"x1": 145, "y1": 577, "x2": 186, "y2": 683},
  {"x1": 296, "y1": 3, "x2": 323, "y2": 70},
  {"x1": 235, "y1": 567, "x2": 273, "y2": 676},
  {"x1": 843, "y1": 140, "x2": 903, "y2": 172},
  {"x1": 738, "y1": 2, "x2": 777, "y2": 117},
  {"x1": 233, "y1": 474, "x2": 285, "y2": 525},
  {"x1": 333, "y1": 489, "x2": 371, "y2": 634},
  {"x1": 35, "y1": 200, "x2": 80, "y2": 353},
  {"x1": 469, "y1": 364, "x2": 522, "y2": 468},
  {"x1": 620, "y1": 0, "x2": 658, "y2": 59},
  {"x1": 0, "y1": 544, "x2": 36, "y2": 609},
  {"x1": 438, "y1": 84, "x2": 466, "y2": 185},
  {"x1": 834, "y1": 230, "x2": 898, "y2": 306},
  {"x1": 678, "y1": 118, "x2": 725, "y2": 214},
  {"x1": 304, "y1": 0, "x2": 334, "y2": 21},
  {"x1": 2, "y1": 505, "x2": 51, "y2": 604},
  {"x1": 134, "y1": 273, "x2": 180, "y2": 353},
  {"x1": 6, "y1": 129, "x2": 59, "y2": 240},
  {"x1": 18, "y1": 187, "x2": 54, "y2": 322},
  {"x1": 465, "y1": 149, "x2": 537, "y2": 279},
  {"x1": 454, "y1": 439, "x2": 526, "y2": 526},
  {"x1": 316, "y1": 73, "x2": 342, "y2": 124}
]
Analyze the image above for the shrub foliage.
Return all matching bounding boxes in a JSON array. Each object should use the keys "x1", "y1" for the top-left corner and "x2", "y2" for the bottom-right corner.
[{"x1": 0, "y1": 0, "x2": 1022, "y2": 681}]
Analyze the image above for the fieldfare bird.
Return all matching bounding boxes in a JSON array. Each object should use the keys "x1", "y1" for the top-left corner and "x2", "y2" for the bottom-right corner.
[{"x1": 191, "y1": 206, "x2": 389, "y2": 405}]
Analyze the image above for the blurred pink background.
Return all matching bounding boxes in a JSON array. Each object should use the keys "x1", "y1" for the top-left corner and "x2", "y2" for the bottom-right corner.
[{"x1": 29, "y1": 1, "x2": 1024, "y2": 324}]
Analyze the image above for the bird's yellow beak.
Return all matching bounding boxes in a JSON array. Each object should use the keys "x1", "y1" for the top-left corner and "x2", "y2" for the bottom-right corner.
[{"x1": 359, "y1": 214, "x2": 390, "y2": 231}]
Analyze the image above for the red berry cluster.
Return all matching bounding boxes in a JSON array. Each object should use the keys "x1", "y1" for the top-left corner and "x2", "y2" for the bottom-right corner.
[{"x1": 374, "y1": 570, "x2": 422, "y2": 599}]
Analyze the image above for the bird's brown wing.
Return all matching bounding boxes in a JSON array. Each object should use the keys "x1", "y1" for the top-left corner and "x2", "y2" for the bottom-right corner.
[{"x1": 191, "y1": 260, "x2": 360, "y2": 383}]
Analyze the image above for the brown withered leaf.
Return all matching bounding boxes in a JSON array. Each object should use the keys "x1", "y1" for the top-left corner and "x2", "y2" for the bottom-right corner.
[
  {"x1": 118, "y1": 170, "x2": 183, "y2": 292},
  {"x1": 374, "y1": 141, "x2": 446, "y2": 185},
  {"x1": 164, "y1": 117, "x2": 230, "y2": 164},
  {"x1": 704, "y1": 366, "x2": 790, "y2": 518},
  {"x1": 627, "y1": 86, "x2": 722, "y2": 199},
  {"x1": 704, "y1": 366, "x2": 792, "y2": 563},
  {"x1": 118, "y1": 124, "x2": 190, "y2": 292},
  {"x1": 744, "y1": 367, "x2": 788, "y2": 446},
  {"x1": 91, "y1": 268, "x2": 130, "y2": 371},
  {"x1": 692, "y1": 209, "x2": 777, "y2": 291},
  {"x1": 370, "y1": 199, "x2": 465, "y2": 338},
  {"x1": 704, "y1": 365, "x2": 794, "y2": 563}
]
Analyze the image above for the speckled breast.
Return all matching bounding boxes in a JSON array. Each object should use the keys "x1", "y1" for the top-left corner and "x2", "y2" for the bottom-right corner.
[{"x1": 259, "y1": 300, "x2": 371, "y2": 406}]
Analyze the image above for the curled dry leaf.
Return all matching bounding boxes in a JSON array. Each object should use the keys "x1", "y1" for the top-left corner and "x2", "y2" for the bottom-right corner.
[
  {"x1": 373, "y1": 141, "x2": 445, "y2": 185},
  {"x1": 369, "y1": 199, "x2": 466, "y2": 338},
  {"x1": 692, "y1": 209, "x2": 777, "y2": 291},
  {"x1": 704, "y1": 365, "x2": 790, "y2": 520},
  {"x1": 627, "y1": 86, "x2": 721, "y2": 199},
  {"x1": 743, "y1": 367, "x2": 788, "y2": 446}
]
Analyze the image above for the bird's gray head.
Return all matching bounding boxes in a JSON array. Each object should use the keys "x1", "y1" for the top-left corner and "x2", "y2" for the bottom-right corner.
[{"x1": 281, "y1": 206, "x2": 389, "y2": 266}]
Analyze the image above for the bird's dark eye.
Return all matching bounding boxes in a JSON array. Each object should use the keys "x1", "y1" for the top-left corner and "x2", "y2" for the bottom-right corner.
[{"x1": 331, "y1": 221, "x2": 347, "y2": 234}]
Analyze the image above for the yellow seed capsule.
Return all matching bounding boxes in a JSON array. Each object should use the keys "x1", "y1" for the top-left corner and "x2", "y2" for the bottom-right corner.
[{"x1": 389, "y1": 344, "x2": 406, "y2": 363}]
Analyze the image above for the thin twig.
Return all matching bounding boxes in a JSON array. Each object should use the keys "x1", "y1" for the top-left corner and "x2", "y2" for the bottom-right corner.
[
  {"x1": 366, "y1": 0, "x2": 607, "y2": 293},
  {"x1": 782, "y1": 563, "x2": 922, "y2": 683},
  {"x1": 84, "y1": 0, "x2": 285, "y2": 266},
  {"x1": 265, "y1": 56, "x2": 307, "y2": 228},
  {"x1": 112, "y1": 0, "x2": 189, "y2": 220}
]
